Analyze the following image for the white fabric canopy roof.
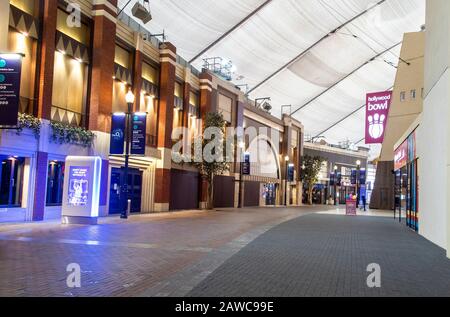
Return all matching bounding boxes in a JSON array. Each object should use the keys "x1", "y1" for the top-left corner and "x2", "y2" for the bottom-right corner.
[{"x1": 118, "y1": 0, "x2": 425, "y2": 159}]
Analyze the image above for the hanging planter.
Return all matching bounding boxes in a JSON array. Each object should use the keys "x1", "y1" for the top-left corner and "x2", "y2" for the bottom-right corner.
[
  {"x1": 50, "y1": 121, "x2": 95, "y2": 147},
  {"x1": 17, "y1": 113, "x2": 41, "y2": 138}
]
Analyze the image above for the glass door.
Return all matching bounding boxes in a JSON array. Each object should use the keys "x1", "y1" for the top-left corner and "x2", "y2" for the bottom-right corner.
[
  {"x1": 109, "y1": 167, "x2": 143, "y2": 214},
  {"x1": 46, "y1": 161, "x2": 65, "y2": 206},
  {"x1": 0, "y1": 156, "x2": 24, "y2": 208}
]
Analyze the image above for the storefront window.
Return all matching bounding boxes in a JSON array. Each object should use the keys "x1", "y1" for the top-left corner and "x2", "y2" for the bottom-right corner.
[
  {"x1": 56, "y1": 9, "x2": 90, "y2": 44},
  {"x1": 112, "y1": 80, "x2": 129, "y2": 113},
  {"x1": 114, "y1": 45, "x2": 131, "y2": 69},
  {"x1": 52, "y1": 51, "x2": 88, "y2": 124},
  {"x1": 142, "y1": 62, "x2": 158, "y2": 85},
  {"x1": 10, "y1": 0, "x2": 38, "y2": 16},
  {"x1": 173, "y1": 82, "x2": 183, "y2": 134},
  {"x1": 218, "y1": 93, "x2": 232, "y2": 123},
  {"x1": 0, "y1": 156, "x2": 25, "y2": 207},
  {"x1": 51, "y1": 8, "x2": 90, "y2": 127},
  {"x1": 189, "y1": 91, "x2": 199, "y2": 139},
  {"x1": 113, "y1": 44, "x2": 133, "y2": 113},
  {"x1": 7, "y1": 29, "x2": 37, "y2": 115},
  {"x1": 140, "y1": 94, "x2": 158, "y2": 147},
  {"x1": 394, "y1": 131, "x2": 419, "y2": 231},
  {"x1": 46, "y1": 161, "x2": 65, "y2": 206},
  {"x1": 140, "y1": 62, "x2": 159, "y2": 147}
]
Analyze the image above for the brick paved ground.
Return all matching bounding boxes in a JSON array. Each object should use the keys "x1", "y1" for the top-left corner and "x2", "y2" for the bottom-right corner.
[
  {"x1": 2, "y1": 207, "x2": 446, "y2": 297},
  {"x1": 188, "y1": 214, "x2": 450, "y2": 297},
  {"x1": 0, "y1": 206, "x2": 324, "y2": 296}
]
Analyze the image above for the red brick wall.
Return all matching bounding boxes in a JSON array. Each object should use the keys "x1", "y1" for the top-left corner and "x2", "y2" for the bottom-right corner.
[
  {"x1": 88, "y1": 15, "x2": 117, "y2": 133},
  {"x1": 133, "y1": 49, "x2": 143, "y2": 112},
  {"x1": 154, "y1": 43, "x2": 177, "y2": 207},
  {"x1": 35, "y1": 0, "x2": 57, "y2": 120}
]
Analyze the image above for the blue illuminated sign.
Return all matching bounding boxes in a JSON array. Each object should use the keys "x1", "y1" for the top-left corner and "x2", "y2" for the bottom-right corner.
[
  {"x1": 131, "y1": 113, "x2": 147, "y2": 155},
  {"x1": 288, "y1": 164, "x2": 295, "y2": 182},
  {"x1": 242, "y1": 153, "x2": 250, "y2": 175},
  {"x1": 110, "y1": 113, "x2": 126, "y2": 155}
]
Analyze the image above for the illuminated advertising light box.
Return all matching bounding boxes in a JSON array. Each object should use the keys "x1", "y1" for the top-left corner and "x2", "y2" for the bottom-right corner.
[
  {"x1": 0, "y1": 53, "x2": 22, "y2": 127},
  {"x1": 365, "y1": 91, "x2": 392, "y2": 144},
  {"x1": 61, "y1": 156, "x2": 102, "y2": 225}
]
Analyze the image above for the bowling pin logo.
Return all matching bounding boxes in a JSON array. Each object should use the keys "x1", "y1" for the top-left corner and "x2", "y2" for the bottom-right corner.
[{"x1": 368, "y1": 113, "x2": 386, "y2": 139}]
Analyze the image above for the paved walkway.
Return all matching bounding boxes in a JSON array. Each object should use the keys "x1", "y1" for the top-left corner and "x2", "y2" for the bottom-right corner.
[
  {"x1": 188, "y1": 214, "x2": 450, "y2": 297},
  {"x1": 0, "y1": 206, "x2": 324, "y2": 296},
  {"x1": 1, "y1": 207, "x2": 448, "y2": 297}
]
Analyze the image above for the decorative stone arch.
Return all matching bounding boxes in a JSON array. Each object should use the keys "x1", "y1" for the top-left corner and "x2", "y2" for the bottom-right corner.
[{"x1": 246, "y1": 134, "x2": 281, "y2": 179}]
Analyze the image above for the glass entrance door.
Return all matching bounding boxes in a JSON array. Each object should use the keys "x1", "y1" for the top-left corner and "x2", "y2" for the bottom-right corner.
[
  {"x1": 109, "y1": 167, "x2": 143, "y2": 214},
  {"x1": 46, "y1": 161, "x2": 65, "y2": 206},
  {"x1": 264, "y1": 183, "x2": 277, "y2": 206},
  {"x1": 0, "y1": 156, "x2": 24, "y2": 208}
]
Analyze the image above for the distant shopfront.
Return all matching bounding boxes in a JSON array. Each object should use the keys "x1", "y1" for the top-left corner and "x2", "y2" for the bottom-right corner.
[{"x1": 394, "y1": 130, "x2": 418, "y2": 231}]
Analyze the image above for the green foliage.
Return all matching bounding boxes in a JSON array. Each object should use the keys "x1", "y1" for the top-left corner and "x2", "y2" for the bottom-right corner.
[
  {"x1": 17, "y1": 113, "x2": 41, "y2": 138},
  {"x1": 191, "y1": 112, "x2": 231, "y2": 177},
  {"x1": 300, "y1": 155, "x2": 325, "y2": 204},
  {"x1": 190, "y1": 112, "x2": 231, "y2": 209},
  {"x1": 50, "y1": 121, "x2": 95, "y2": 147}
]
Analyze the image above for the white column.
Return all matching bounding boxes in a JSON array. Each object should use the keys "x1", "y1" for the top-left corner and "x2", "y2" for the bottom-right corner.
[
  {"x1": 419, "y1": 0, "x2": 450, "y2": 258},
  {"x1": 0, "y1": 0, "x2": 9, "y2": 51}
]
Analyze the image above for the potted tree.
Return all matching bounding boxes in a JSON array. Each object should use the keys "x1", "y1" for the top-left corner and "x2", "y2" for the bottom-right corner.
[
  {"x1": 191, "y1": 112, "x2": 231, "y2": 209},
  {"x1": 300, "y1": 155, "x2": 324, "y2": 205}
]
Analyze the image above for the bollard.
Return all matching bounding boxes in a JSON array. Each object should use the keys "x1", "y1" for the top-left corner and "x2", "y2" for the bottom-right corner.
[{"x1": 127, "y1": 199, "x2": 131, "y2": 217}]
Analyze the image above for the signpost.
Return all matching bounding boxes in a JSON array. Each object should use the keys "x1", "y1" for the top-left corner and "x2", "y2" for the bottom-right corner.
[
  {"x1": 0, "y1": 53, "x2": 22, "y2": 128},
  {"x1": 346, "y1": 198, "x2": 357, "y2": 216},
  {"x1": 110, "y1": 90, "x2": 147, "y2": 219}
]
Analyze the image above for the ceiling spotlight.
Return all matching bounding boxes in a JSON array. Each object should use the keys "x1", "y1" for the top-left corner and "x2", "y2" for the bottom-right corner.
[{"x1": 132, "y1": 0, "x2": 152, "y2": 24}]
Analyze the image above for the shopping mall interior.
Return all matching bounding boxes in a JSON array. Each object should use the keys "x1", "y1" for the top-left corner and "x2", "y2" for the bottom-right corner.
[{"x1": 0, "y1": 0, "x2": 450, "y2": 299}]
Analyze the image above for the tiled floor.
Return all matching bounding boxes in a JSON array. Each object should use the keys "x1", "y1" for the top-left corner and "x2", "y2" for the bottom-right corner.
[
  {"x1": 0, "y1": 206, "x2": 326, "y2": 296},
  {"x1": 2, "y1": 206, "x2": 443, "y2": 297},
  {"x1": 188, "y1": 213, "x2": 450, "y2": 297}
]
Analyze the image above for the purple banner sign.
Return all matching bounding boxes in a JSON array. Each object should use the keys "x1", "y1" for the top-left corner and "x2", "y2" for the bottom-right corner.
[{"x1": 365, "y1": 91, "x2": 392, "y2": 144}]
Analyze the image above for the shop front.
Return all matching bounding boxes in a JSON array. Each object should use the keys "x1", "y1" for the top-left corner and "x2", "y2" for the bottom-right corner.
[
  {"x1": 394, "y1": 131, "x2": 418, "y2": 231},
  {"x1": 263, "y1": 183, "x2": 277, "y2": 206}
]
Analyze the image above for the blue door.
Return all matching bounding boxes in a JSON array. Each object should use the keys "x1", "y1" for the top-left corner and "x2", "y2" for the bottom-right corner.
[{"x1": 109, "y1": 167, "x2": 143, "y2": 214}]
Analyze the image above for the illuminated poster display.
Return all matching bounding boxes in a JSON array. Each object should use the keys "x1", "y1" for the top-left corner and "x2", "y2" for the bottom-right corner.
[
  {"x1": 0, "y1": 53, "x2": 22, "y2": 127},
  {"x1": 68, "y1": 166, "x2": 90, "y2": 207},
  {"x1": 62, "y1": 157, "x2": 102, "y2": 225},
  {"x1": 365, "y1": 91, "x2": 392, "y2": 144}
]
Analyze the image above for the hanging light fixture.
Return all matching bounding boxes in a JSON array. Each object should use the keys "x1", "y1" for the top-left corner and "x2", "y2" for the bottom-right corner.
[{"x1": 132, "y1": 0, "x2": 152, "y2": 24}]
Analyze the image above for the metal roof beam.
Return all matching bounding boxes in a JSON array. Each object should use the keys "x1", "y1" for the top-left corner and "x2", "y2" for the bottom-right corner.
[
  {"x1": 289, "y1": 42, "x2": 401, "y2": 117},
  {"x1": 247, "y1": 0, "x2": 386, "y2": 94},
  {"x1": 189, "y1": 0, "x2": 274, "y2": 64},
  {"x1": 312, "y1": 86, "x2": 394, "y2": 139}
]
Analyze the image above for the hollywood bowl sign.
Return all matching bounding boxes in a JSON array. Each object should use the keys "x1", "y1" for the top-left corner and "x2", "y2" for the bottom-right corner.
[{"x1": 365, "y1": 91, "x2": 392, "y2": 144}]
